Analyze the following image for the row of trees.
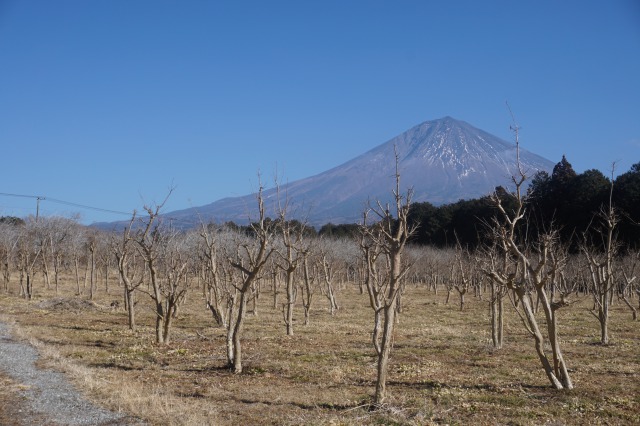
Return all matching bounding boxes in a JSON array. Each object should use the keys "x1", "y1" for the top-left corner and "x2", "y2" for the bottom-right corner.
[{"x1": 0, "y1": 154, "x2": 638, "y2": 404}]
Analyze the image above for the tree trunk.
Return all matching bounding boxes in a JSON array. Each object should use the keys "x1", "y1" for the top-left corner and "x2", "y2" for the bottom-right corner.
[
  {"x1": 2, "y1": 260, "x2": 10, "y2": 292},
  {"x1": 89, "y1": 249, "x2": 96, "y2": 300},
  {"x1": 73, "y1": 256, "x2": 80, "y2": 295},
  {"x1": 42, "y1": 255, "x2": 51, "y2": 290},
  {"x1": 225, "y1": 293, "x2": 238, "y2": 367},
  {"x1": 550, "y1": 310, "x2": 572, "y2": 388},
  {"x1": 374, "y1": 302, "x2": 397, "y2": 404},
  {"x1": 19, "y1": 268, "x2": 25, "y2": 298},
  {"x1": 303, "y1": 304, "x2": 310, "y2": 325},
  {"x1": 207, "y1": 299, "x2": 226, "y2": 327},
  {"x1": 599, "y1": 290, "x2": 610, "y2": 345},
  {"x1": 104, "y1": 262, "x2": 109, "y2": 294},
  {"x1": 538, "y1": 288, "x2": 573, "y2": 389},
  {"x1": 372, "y1": 308, "x2": 382, "y2": 355},
  {"x1": 272, "y1": 272, "x2": 279, "y2": 309},
  {"x1": 490, "y1": 282, "x2": 504, "y2": 349},
  {"x1": 155, "y1": 301, "x2": 164, "y2": 344},
  {"x1": 285, "y1": 269, "x2": 295, "y2": 336},
  {"x1": 518, "y1": 290, "x2": 564, "y2": 389},
  {"x1": 231, "y1": 291, "x2": 249, "y2": 374},
  {"x1": 497, "y1": 292, "x2": 504, "y2": 347},
  {"x1": 328, "y1": 286, "x2": 338, "y2": 315},
  {"x1": 26, "y1": 272, "x2": 33, "y2": 300},
  {"x1": 83, "y1": 261, "x2": 89, "y2": 293},
  {"x1": 162, "y1": 301, "x2": 175, "y2": 344},
  {"x1": 125, "y1": 289, "x2": 136, "y2": 331},
  {"x1": 302, "y1": 257, "x2": 314, "y2": 325},
  {"x1": 53, "y1": 255, "x2": 60, "y2": 294},
  {"x1": 620, "y1": 296, "x2": 638, "y2": 321}
]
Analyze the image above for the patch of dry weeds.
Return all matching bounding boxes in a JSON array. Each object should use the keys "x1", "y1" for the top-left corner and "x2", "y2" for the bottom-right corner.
[{"x1": 0, "y1": 279, "x2": 638, "y2": 425}]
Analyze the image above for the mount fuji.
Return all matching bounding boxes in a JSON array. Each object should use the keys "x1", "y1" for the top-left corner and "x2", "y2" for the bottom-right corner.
[{"x1": 145, "y1": 117, "x2": 555, "y2": 227}]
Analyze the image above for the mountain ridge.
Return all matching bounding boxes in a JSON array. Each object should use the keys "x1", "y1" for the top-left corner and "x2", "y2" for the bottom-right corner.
[{"x1": 96, "y1": 117, "x2": 554, "y2": 229}]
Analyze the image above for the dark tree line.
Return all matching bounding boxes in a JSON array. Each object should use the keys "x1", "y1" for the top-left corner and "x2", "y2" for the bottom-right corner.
[
  {"x1": 0, "y1": 216, "x2": 25, "y2": 226},
  {"x1": 527, "y1": 157, "x2": 640, "y2": 249},
  {"x1": 406, "y1": 157, "x2": 640, "y2": 250},
  {"x1": 224, "y1": 219, "x2": 362, "y2": 240},
  {"x1": 406, "y1": 186, "x2": 517, "y2": 248}
]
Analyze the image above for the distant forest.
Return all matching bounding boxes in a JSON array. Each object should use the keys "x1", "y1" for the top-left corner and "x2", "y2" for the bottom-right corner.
[{"x1": 319, "y1": 156, "x2": 640, "y2": 250}]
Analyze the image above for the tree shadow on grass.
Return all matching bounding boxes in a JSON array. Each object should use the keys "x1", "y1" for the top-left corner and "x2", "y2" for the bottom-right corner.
[
  {"x1": 386, "y1": 379, "x2": 551, "y2": 392},
  {"x1": 230, "y1": 394, "x2": 365, "y2": 411},
  {"x1": 89, "y1": 362, "x2": 144, "y2": 371}
]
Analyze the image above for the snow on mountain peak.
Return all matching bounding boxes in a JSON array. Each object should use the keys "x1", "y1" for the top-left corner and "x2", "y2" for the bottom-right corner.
[{"x1": 157, "y1": 117, "x2": 555, "y2": 227}]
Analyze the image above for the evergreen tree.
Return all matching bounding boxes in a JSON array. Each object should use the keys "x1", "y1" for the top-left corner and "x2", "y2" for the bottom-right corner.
[
  {"x1": 0, "y1": 216, "x2": 25, "y2": 226},
  {"x1": 545, "y1": 156, "x2": 579, "y2": 238},
  {"x1": 566, "y1": 169, "x2": 610, "y2": 245},
  {"x1": 614, "y1": 162, "x2": 640, "y2": 248}
]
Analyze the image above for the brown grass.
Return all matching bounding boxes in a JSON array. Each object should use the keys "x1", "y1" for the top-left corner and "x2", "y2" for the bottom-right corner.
[{"x1": 0, "y1": 277, "x2": 639, "y2": 425}]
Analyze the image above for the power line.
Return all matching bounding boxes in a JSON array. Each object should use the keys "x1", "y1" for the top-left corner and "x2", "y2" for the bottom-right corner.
[
  {"x1": 46, "y1": 197, "x2": 132, "y2": 216},
  {"x1": 0, "y1": 192, "x2": 45, "y2": 200},
  {"x1": 0, "y1": 192, "x2": 202, "y2": 227},
  {"x1": 0, "y1": 192, "x2": 131, "y2": 217}
]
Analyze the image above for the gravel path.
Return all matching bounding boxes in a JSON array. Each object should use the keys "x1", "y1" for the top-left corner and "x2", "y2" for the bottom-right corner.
[{"x1": 0, "y1": 322, "x2": 142, "y2": 425}]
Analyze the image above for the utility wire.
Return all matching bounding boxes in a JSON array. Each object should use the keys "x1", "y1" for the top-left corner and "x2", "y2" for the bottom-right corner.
[
  {"x1": 0, "y1": 192, "x2": 203, "y2": 226},
  {"x1": 0, "y1": 192, "x2": 45, "y2": 199},
  {"x1": 0, "y1": 192, "x2": 131, "y2": 217},
  {"x1": 46, "y1": 197, "x2": 132, "y2": 216}
]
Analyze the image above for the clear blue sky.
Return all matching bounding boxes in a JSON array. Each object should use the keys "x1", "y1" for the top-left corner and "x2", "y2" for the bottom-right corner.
[{"x1": 1, "y1": 0, "x2": 639, "y2": 224}]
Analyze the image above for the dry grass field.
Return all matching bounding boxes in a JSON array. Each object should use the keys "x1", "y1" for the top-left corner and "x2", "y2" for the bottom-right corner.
[{"x1": 0, "y1": 277, "x2": 638, "y2": 425}]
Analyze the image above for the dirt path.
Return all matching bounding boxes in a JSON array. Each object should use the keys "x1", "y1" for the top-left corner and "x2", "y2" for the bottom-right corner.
[{"x1": 0, "y1": 322, "x2": 143, "y2": 425}]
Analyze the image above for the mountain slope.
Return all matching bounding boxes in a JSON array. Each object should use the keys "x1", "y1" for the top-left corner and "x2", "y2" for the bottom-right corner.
[{"x1": 158, "y1": 117, "x2": 555, "y2": 227}]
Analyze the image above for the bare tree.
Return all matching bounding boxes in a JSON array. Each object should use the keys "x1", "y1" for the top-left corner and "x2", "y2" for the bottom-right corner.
[
  {"x1": 484, "y1": 196, "x2": 574, "y2": 389},
  {"x1": 0, "y1": 222, "x2": 20, "y2": 293},
  {"x1": 300, "y1": 248, "x2": 317, "y2": 325},
  {"x1": 98, "y1": 237, "x2": 113, "y2": 294},
  {"x1": 87, "y1": 231, "x2": 98, "y2": 300},
  {"x1": 112, "y1": 213, "x2": 145, "y2": 331},
  {"x1": 481, "y1": 119, "x2": 573, "y2": 389},
  {"x1": 269, "y1": 257, "x2": 281, "y2": 309},
  {"x1": 67, "y1": 226, "x2": 88, "y2": 295},
  {"x1": 478, "y1": 240, "x2": 508, "y2": 349},
  {"x1": 155, "y1": 229, "x2": 194, "y2": 341},
  {"x1": 360, "y1": 218, "x2": 385, "y2": 356},
  {"x1": 16, "y1": 218, "x2": 42, "y2": 300},
  {"x1": 317, "y1": 237, "x2": 340, "y2": 316},
  {"x1": 36, "y1": 216, "x2": 77, "y2": 294},
  {"x1": 618, "y1": 251, "x2": 638, "y2": 321},
  {"x1": 135, "y1": 203, "x2": 165, "y2": 343},
  {"x1": 274, "y1": 196, "x2": 310, "y2": 336},
  {"x1": 225, "y1": 185, "x2": 274, "y2": 373},
  {"x1": 442, "y1": 259, "x2": 455, "y2": 305},
  {"x1": 581, "y1": 180, "x2": 618, "y2": 344},
  {"x1": 359, "y1": 147, "x2": 417, "y2": 405},
  {"x1": 134, "y1": 192, "x2": 193, "y2": 345},
  {"x1": 199, "y1": 222, "x2": 230, "y2": 327},
  {"x1": 453, "y1": 240, "x2": 474, "y2": 311}
]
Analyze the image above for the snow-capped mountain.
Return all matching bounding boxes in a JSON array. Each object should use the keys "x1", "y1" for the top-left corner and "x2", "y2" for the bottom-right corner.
[{"x1": 151, "y1": 117, "x2": 555, "y2": 227}]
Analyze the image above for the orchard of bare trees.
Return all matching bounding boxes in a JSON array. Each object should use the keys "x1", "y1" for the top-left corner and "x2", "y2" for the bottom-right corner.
[{"x1": 0, "y1": 153, "x2": 638, "y2": 417}]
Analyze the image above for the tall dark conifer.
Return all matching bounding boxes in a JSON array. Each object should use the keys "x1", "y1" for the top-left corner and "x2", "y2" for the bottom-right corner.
[{"x1": 614, "y1": 162, "x2": 640, "y2": 248}]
